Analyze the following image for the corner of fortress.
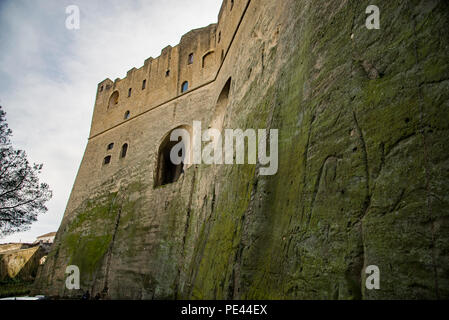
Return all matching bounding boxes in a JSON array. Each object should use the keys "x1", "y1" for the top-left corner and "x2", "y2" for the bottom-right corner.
[{"x1": 34, "y1": 0, "x2": 449, "y2": 300}]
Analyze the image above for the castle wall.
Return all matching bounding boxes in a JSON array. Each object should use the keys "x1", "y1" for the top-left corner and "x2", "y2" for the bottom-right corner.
[
  {"x1": 34, "y1": 0, "x2": 449, "y2": 300},
  {"x1": 0, "y1": 243, "x2": 30, "y2": 254},
  {"x1": 61, "y1": 0, "x2": 249, "y2": 224},
  {"x1": 0, "y1": 246, "x2": 46, "y2": 281},
  {"x1": 34, "y1": 0, "x2": 252, "y2": 299}
]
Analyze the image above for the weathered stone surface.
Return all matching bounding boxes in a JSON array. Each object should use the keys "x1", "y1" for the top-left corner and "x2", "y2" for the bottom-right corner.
[
  {"x1": 0, "y1": 246, "x2": 46, "y2": 281},
  {"x1": 34, "y1": 0, "x2": 449, "y2": 299},
  {"x1": 0, "y1": 243, "x2": 28, "y2": 254}
]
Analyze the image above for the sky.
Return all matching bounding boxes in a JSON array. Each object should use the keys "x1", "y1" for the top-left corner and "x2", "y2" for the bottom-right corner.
[{"x1": 0, "y1": 0, "x2": 222, "y2": 243}]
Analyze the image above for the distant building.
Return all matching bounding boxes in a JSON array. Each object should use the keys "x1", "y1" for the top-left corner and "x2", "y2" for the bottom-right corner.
[{"x1": 34, "y1": 232, "x2": 56, "y2": 244}]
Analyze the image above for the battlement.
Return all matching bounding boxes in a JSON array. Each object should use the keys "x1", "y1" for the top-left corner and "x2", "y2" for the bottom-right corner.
[{"x1": 89, "y1": 0, "x2": 246, "y2": 139}]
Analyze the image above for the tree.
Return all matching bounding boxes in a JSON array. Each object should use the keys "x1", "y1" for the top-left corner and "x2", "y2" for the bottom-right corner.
[{"x1": 0, "y1": 106, "x2": 52, "y2": 237}]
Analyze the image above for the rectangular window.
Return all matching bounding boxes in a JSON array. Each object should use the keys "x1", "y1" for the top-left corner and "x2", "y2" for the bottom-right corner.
[
  {"x1": 188, "y1": 53, "x2": 194, "y2": 65},
  {"x1": 142, "y1": 79, "x2": 146, "y2": 90},
  {"x1": 128, "y1": 88, "x2": 132, "y2": 97}
]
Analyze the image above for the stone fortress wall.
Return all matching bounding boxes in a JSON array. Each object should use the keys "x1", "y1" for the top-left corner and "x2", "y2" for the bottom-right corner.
[
  {"x1": 62, "y1": 0, "x2": 248, "y2": 222},
  {"x1": 34, "y1": 0, "x2": 449, "y2": 300},
  {"x1": 35, "y1": 0, "x2": 257, "y2": 299}
]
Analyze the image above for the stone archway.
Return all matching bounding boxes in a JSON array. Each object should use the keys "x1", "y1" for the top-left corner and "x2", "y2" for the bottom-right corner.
[{"x1": 154, "y1": 125, "x2": 192, "y2": 187}]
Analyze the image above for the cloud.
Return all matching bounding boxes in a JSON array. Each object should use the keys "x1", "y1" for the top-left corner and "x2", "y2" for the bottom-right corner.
[{"x1": 0, "y1": 0, "x2": 222, "y2": 242}]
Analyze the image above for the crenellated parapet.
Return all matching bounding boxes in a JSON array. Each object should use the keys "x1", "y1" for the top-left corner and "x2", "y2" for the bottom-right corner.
[{"x1": 89, "y1": 0, "x2": 247, "y2": 139}]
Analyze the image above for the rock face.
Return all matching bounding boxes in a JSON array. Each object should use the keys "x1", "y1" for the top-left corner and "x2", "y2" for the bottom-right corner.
[{"x1": 34, "y1": 0, "x2": 449, "y2": 299}]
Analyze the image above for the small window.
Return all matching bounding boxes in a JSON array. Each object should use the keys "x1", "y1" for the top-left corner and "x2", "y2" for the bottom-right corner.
[
  {"x1": 124, "y1": 111, "x2": 130, "y2": 120},
  {"x1": 121, "y1": 143, "x2": 128, "y2": 158},
  {"x1": 188, "y1": 53, "x2": 194, "y2": 65},
  {"x1": 100, "y1": 85, "x2": 104, "y2": 92},
  {"x1": 166, "y1": 70, "x2": 170, "y2": 77},
  {"x1": 104, "y1": 156, "x2": 111, "y2": 165},
  {"x1": 218, "y1": 31, "x2": 221, "y2": 43},
  {"x1": 142, "y1": 79, "x2": 146, "y2": 90},
  {"x1": 181, "y1": 81, "x2": 189, "y2": 93},
  {"x1": 230, "y1": 0, "x2": 234, "y2": 10},
  {"x1": 128, "y1": 88, "x2": 132, "y2": 97},
  {"x1": 107, "y1": 143, "x2": 114, "y2": 150}
]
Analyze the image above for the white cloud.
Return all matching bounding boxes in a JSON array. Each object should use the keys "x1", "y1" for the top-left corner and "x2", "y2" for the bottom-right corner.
[{"x1": 0, "y1": 0, "x2": 222, "y2": 243}]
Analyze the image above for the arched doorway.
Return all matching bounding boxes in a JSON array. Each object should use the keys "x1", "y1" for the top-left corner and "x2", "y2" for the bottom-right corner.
[{"x1": 154, "y1": 125, "x2": 192, "y2": 187}]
